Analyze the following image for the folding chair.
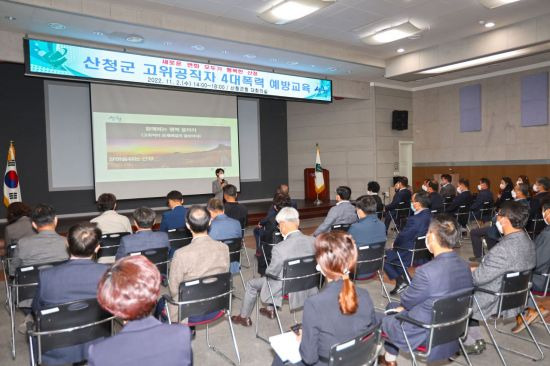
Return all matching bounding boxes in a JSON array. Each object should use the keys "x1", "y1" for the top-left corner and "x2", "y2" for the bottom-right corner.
[
  {"x1": 163, "y1": 272, "x2": 240, "y2": 365},
  {"x1": 442, "y1": 196, "x2": 454, "y2": 213},
  {"x1": 97, "y1": 232, "x2": 130, "y2": 260},
  {"x1": 454, "y1": 205, "x2": 471, "y2": 231},
  {"x1": 256, "y1": 230, "x2": 283, "y2": 276},
  {"x1": 353, "y1": 242, "x2": 392, "y2": 305},
  {"x1": 240, "y1": 228, "x2": 251, "y2": 269},
  {"x1": 28, "y1": 298, "x2": 115, "y2": 365},
  {"x1": 128, "y1": 247, "x2": 170, "y2": 276},
  {"x1": 525, "y1": 218, "x2": 546, "y2": 240},
  {"x1": 222, "y1": 238, "x2": 247, "y2": 290},
  {"x1": 167, "y1": 228, "x2": 192, "y2": 251},
  {"x1": 330, "y1": 223, "x2": 352, "y2": 232},
  {"x1": 472, "y1": 201, "x2": 494, "y2": 228},
  {"x1": 395, "y1": 289, "x2": 474, "y2": 366},
  {"x1": 393, "y1": 235, "x2": 432, "y2": 284},
  {"x1": 376, "y1": 211, "x2": 384, "y2": 220},
  {"x1": 389, "y1": 202, "x2": 410, "y2": 234},
  {"x1": 256, "y1": 254, "x2": 321, "y2": 342},
  {"x1": 326, "y1": 324, "x2": 381, "y2": 366},
  {"x1": 473, "y1": 270, "x2": 545, "y2": 366}
]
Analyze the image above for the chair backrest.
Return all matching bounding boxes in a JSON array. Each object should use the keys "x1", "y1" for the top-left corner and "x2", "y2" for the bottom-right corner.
[
  {"x1": 375, "y1": 211, "x2": 383, "y2": 220},
  {"x1": 395, "y1": 202, "x2": 410, "y2": 218},
  {"x1": 35, "y1": 299, "x2": 113, "y2": 355},
  {"x1": 443, "y1": 196, "x2": 454, "y2": 204},
  {"x1": 328, "y1": 325, "x2": 381, "y2": 366},
  {"x1": 354, "y1": 242, "x2": 386, "y2": 277},
  {"x1": 430, "y1": 289, "x2": 473, "y2": 348},
  {"x1": 222, "y1": 238, "x2": 243, "y2": 263},
  {"x1": 98, "y1": 232, "x2": 130, "y2": 258},
  {"x1": 128, "y1": 247, "x2": 169, "y2": 274},
  {"x1": 497, "y1": 270, "x2": 532, "y2": 314},
  {"x1": 167, "y1": 228, "x2": 193, "y2": 251},
  {"x1": 177, "y1": 272, "x2": 231, "y2": 321},
  {"x1": 15, "y1": 261, "x2": 65, "y2": 307},
  {"x1": 331, "y1": 224, "x2": 352, "y2": 232},
  {"x1": 281, "y1": 255, "x2": 320, "y2": 296},
  {"x1": 412, "y1": 236, "x2": 432, "y2": 264},
  {"x1": 526, "y1": 218, "x2": 545, "y2": 240},
  {"x1": 455, "y1": 205, "x2": 470, "y2": 226}
]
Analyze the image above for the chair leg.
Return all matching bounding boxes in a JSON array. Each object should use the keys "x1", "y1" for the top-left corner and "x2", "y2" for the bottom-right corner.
[
  {"x1": 241, "y1": 245, "x2": 251, "y2": 269},
  {"x1": 265, "y1": 278, "x2": 284, "y2": 334},
  {"x1": 238, "y1": 270, "x2": 246, "y2": 293},
  {"x1": 508, "y1": 293, "x2": 550, "y2": 349},
  {"x1": 9, "y1": 288, "x2": 16, "y2": 360},
  {"x1": 458, "y1": 338, "x2": 473, "y2": 366},
  {"x1": 395, "y1": 252, "x2": 411, "y2": 284},
  {"x1": 492, "y1": 313, "x2": 544, "y2": 361},
  {"x1": 473, "y1": 296, "x2": 507, "y2": 366},
  {"x1": 399, "y1": 322, "x2": 418, "y2": 366},
  {"x1": 378, "y1": 270, "x2": 392, "y2": 303},
  {"x1": 205, "y1": 316, "x2": 241, "y2": 365}
]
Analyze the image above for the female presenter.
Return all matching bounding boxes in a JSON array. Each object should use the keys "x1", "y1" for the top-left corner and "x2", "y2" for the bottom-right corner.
[{"x1": 212, "y1": 168, "x2": 226, "y2": 200}]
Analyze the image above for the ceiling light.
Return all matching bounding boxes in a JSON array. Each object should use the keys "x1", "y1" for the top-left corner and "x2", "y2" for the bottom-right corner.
[
  {"x1": 221, "y1": 50, "x2": 229, "y2": 54},
  {"x1": 270, "y1": 58, "x2": 278, "y2": 62},
  {"x1": 93, "y1": 31, "x2": 104, "y2": 36},
  {"x1": 327, "y1": 66, "x2": 337, "y2": 71},
  {"x1": 48, "y1": 22, "x2": 66, "y2": 30},
  {"x1": 191, "y1": 44, "x2": 205, "y2": 51},
  {"x1": 484, "y1": 22, "x2": 495, "y2": 28},
  {"x1": 163, "y1": 41, "x2": 172, "y2": 46},
  {"x1": 479, "y1": 0, "x2": 521, "y2": 9},
  {"x1": 259, "y1": 0, "x2": 335, "y2": 25},
  {"x1": 419, "y1": 49, "x2": 526, "y2": 74},
  {"x1": 287, "y1": 61, "x2": 299, "y2": 65},
  {"x1": 397, "y1": 48, "x2": 405, "y2": 53},
  {"x1": 125, "y1": 34, "x2": 144, "y2": 43},
  {"x1": 5, "y1": 16, "x2": 16, "y2": 21},
  {"x1": 361, "y1": 21, "x2": 422, "y2": 45}
]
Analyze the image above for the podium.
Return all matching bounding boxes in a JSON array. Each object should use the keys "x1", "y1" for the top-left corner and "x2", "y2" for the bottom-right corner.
[{"x1": 304, "y1": 168, "x2": 330, "y2": 202}]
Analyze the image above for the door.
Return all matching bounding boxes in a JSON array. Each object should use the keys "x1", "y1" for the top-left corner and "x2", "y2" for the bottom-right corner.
[{"x1": 398, "y1": 141, "x2": 413, "y2": 185}]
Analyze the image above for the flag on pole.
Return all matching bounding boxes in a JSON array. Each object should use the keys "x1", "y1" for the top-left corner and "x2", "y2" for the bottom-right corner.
[
  {"x1": 3, "y1": 141, "x2": 22, "y2": 207},
  {"x1": 314, "y1": 143, "x2": 325, "y2": 194}
]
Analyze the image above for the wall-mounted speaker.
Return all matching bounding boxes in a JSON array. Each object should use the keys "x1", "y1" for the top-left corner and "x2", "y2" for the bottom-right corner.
[{"x1": 392, "y1": 110, "x2": 408, "y2": 130}]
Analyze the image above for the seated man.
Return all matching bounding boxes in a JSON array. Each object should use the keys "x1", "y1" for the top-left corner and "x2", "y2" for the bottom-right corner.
[
  {"x1": 384, "y1": 191, "x2": 432, "y2": 296},
  {"x1": 168, "y1": 205, "x2": 229, "y2": 323},
  {"x1": 207, "y1": 198, "x2": 243, "y2": 273},
  {"x1": 231, "y1": 207, "x2": 316, "y2": 326},
  {"x1": 159, "y1": 190, "x2": 188, "y2": 232},
  {"x1": 90, "y1": 193, "x2": 132, "y2": 234},
  {"x1": 439, "y1": 174, "x2": 456, "y2": 199},
  {"x1": 427, "y1": 180, "x2": 444, "y2": 213},
  {"x1": 384, "y1": 176, "x2": 412, "y2": 231},
  {"x1": 471, "y1": 178, "x2": 494, "y2": 221},
  {"x1": 11, "y1": 204, "x2": 68, "y2": 276},
  {"x1": 367, "y1": 181, "x2": 385, "y2": 213},
  {"x1": 464, "y1": 201, "x2": 536, "y2": 353},
  {"x1": 223, "y1": 184, "x2": 248, "y2": 229},
  {"x1": 529, "y1": 177, "x2": 550, "y2": 219},
  {"x1": 445, "y1": 178, "x2": 473, "y2": 215},
  {"x1": 31, "y1": 223, "x2": 109, "y2": 365},
  {"x1": 115, "y1": 207, "x2": 169, "y2": 260},
  {"x1": 313, "y1": 186, "x2": 357, "y2": 236},
  {"x1": 379, "y1": 214, "x2": 473, "y2": 366},
  {"x1": 348, "y1": 195, "x2": 386, "y2": 246}
]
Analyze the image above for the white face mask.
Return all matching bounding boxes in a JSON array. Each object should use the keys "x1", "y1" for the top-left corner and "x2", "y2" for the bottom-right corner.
[
  {"x1": 457, "y1": 187, "x2": 463, "y2": 194},
  {"x1": 543, "y1": 210, "x2": 550, "y2": 226},
  {"x1": 533, "y1": 184, "x2": 540, "y2": 193},
  {"x1": 499, "y1": 183, "x2": 506, "y2": 190},
  {"x1": 315, "y1": 264, "x2": 326, "y2": 276},
  {"x1": 424, "y1": 234, "x2": 433, "y2": 254},
  {"x1": 219, "y1": 174, "x2": 225, "y2": 180},
  {"x1": 517, "y1": 180, "x2": 522, "y2": 185},
  {"x1": 495, "y1": 220, "x2": 504, "y2": 234},
  {"x1": 511, "y1": 190, "x2": 517, "y2": 199},
  {"x1": 366, "y1": 190, "x2": 376, "y2": 196},
  {"x1": 421, "y1": 185, "x2": 428, "y2": 192},
  {"x1": 477, "y1": 184, "x2": 482, "y2": 191},
  {"x1": 410, "y1": 202, "x2": 416, "y2": 213}
]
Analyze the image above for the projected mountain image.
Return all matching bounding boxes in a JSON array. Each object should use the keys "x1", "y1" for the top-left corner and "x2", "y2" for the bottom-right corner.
[{"x1": 105, "y1": 122, "x2": 232, "y2": 169}]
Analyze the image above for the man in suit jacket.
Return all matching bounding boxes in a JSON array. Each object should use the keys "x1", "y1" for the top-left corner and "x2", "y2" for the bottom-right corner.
[
  {"x1": 348, "y1": 195, "x2": 386, "y2": 246},
  {"x1": 439, "y1": 174, "x2": 456, "y2": 198},
  {"x1": 380, "y1": 215, "x2": 473, "y2": 366},
  {"x1": 90, "y1": 193, "x2": 132, "y2": 235},
  {"x1": 30, "y1": 223, "x2": 109, "y2": 365},
  {"x1": 445, "y1": 178, "x2": 474, "y2": 214},
  {"x1": 207, "y1": 198, "x2": 243, "y2": 273},
  {"x1": 11, "y1": 204, "x2": 68, "y2": 276},
  {"x1": 471, "y1": 178, "x2": 494, "y2": 220},
  {"x1": 223, "y1": 184, "x2": 248, "y2": 229},
  {"x1": 529, "y1": 177, "x2": 550, "y2": 219},
  {"x1": 159, "y1": 190, "x2": 188, "y2": 232},
  {"x1": 465, "y1": 201, "x2": 536, "y2": 349},
  {"x1": 384, "y1": 177, "x2": 412, "y2": 231},
  {"x1": 384, "y1": 192, "x2": 432, "y2": 295},
  {"x1": 115, "y1": 207, "x2": 169, "y2": 260},
  {"x1": 314, "y1": 186, "x2": 357, "y2": 236},
  {"x1": 232, "y1": 207, "x2": 316, "y2": 326},
  {"x1": 168, "y1": 205, "x2": 229, "y2": 322},
  {"x1": 427, "y1": 180, "x2": 444, "y2": 213}
]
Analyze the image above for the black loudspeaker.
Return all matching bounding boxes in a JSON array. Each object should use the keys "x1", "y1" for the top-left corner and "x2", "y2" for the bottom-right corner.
[{"x1": 392, "y1": 110, "x2": 408, "y2": 130}]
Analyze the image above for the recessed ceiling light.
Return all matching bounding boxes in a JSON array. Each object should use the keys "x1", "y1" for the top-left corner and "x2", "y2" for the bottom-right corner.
[
  {"x1": 311, "y1": 64, "x2": 316, "y2": 68},
  {"x1": 92, "y1": 31, "x2": 104, "y2": 36},
  {"x1": 484, "y1": 22, "x2": 495, "y2": 28},
  {"x1": 361, "y1": 21, "x2": 422, "y2": 45},
  {"x1": 125, "y1": 34, "x2": 144, "y2": 43},
  {"x1": 221, "y1": 50, "x2": 229, "y2": 54},
  {"x1": 479, "y1": 0, "x2": 521, "y2": 9},
  {"x1": 4, "y1": 16, "x2": 16, "y2": 21},
  {"x1": 419, "y1": 49, "x2": 526, "y2": 74},
  {"x1": 244, "y1": 54, "x2": 256, "y2": 59},
  {"x1": 328, "y1": 66, "x2": 337, "y2": 71},
  {"x1": 397, "y1": 48, "x2": 405, "y2": 53},
  {"x1": 287, "y1": 61, "x2": 299, "y2": 65},
  {"x1": 191, "y1": 44, "x2": 205, "y2": 51},
  {"x1": 163, "y1": 41, "x2": 172, "y2": 46},
  {"x1": 259, "y1": 0, "x2": 336, "y2": 25},
  {"x1": 48, "y1": 22, "x2": 66, "y2": 30},
  {"x1": 269, "y1": 58, "x2": 278, "y2": 62}
]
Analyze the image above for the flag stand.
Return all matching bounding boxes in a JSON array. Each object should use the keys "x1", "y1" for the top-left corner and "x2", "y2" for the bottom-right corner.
[{"x1": 314, "y1": 192, "x2": 322, "y2": 206}]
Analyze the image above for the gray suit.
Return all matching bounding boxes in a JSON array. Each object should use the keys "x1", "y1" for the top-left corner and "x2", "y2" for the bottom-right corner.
[
  {"x1": 212, "y1": 179, "x2": 224, "y2": 200},
  {"x1": 4, "y1": 216, "x2": 34, "y2": 245},
  {"x1": 533, "y1": 225, "x2": 550, "y2": 292},
  {"x1": 440, "y1": 183, "x2": 456, "y2": 198},
  {"x1": 313, "y1": 201, "x2": 357, "y2": 236},
  {"x1": 11, "y1": 230, "x2": 68, "y2": 275},
  {"x1": 473, "y1": 231, "x2": 536, "y2": 319},
  {"x1": 240, "y1": 231, "x2": 317, "y2": 317}
]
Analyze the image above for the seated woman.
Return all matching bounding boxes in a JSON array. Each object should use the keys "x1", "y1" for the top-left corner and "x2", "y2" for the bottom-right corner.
[
  {"x1": 88, "y1": 256, "x2": 192, "y2": 366},
  {"x1": 273, "y1": 231, "x2": 378, "y2": 366},
  {"x1": 1, "y1": 202, "x2": 34, "y2": 256}
]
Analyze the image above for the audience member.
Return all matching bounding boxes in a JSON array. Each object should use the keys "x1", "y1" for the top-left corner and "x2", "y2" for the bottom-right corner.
[
  {"x1": 313, "y1": 186, "x2": 357, "y2": 236},
  {"x1": 90, "y1": 193, "x2": 132, "y2": 234},
  {"x1": 470, "y1": 178, "x2": 494, "y2": 221},
  {"x1": 207, "y1": 198, "x2": 242, "y2": 273},
  {"x1": 384, "y1": 191, "x2": 431, "y2": 295},
  {"x1": 212, "y1": 168, "x2": 227, "y2": 201},
  {"x1": 266, "y1": 184, "x2": 298, "y2": 218},
  {"x1": 11, "y1": 204, "x2": 68, "y2": 275},
  {"x1": 529, "y1": 176, "x2": 550, "y2": 219},
  {"x1": 517, "y1": 175, "x2": 532, "y2": 195},
  {"x1": 465, "y1": 201, "x2": 535, "y2": 354},
  {"x1": 384, "y1": 176, "x2": 412, "y2": 231},
  {"x1": 2, "y1": 202, "x2": 34, "y2": 256},
  {"x1": 427, "y1": 180, "x2": 444, "y2": 212},
  {"x1": 115, "y1": 207, "x2": 169, "y2": 260},
  {"x1": 495, "y1": 176, "x2": 514, "y2": 208},
  {"x1": 445, "y1": 178, "x2": 473, "y2": 214},
  {"x1": 31, "y1": 223, "x2": 108, "y2": 365},
  {"x1": 513, "y1": 183, "x2": 531, "y2": 205},
  {"x1": 168, "y1": 205, "x2": 229, "y2": 323},
  {"x1": 159, "y1": 190, "x2": 187, "y2": 232},
  {"x1": 348, "y1": 195, "x2": 386, "y2": 245},
  {"x1": 439, "y1": 174, "x2": 456, "y2": 198},
  {"x1": 223, "y1": 184, "x2": 248, "y2": 229},
  {"x1": 421, "y1": 178, "x2": 430, "y2": 192},
  {"x1": 272, "y1": 232, "x2": 378, "y2": 366},
  {"x1": 88, "y1": 256, "x2": 192, "y2": 366},
  {"x1": 366, "y1": 181, "x2": 385, "y2": 213},
  {"x1": 232, "y1": 207, "x2": 316, "y2": 327},
  {"x1": 379, "y1": 215, "x2": 473, "y2": 365}
]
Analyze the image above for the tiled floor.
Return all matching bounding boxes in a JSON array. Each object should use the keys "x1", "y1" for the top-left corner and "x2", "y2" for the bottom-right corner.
[{"x1": 1, "y1": 218, "x2": 549, "y2": 365}]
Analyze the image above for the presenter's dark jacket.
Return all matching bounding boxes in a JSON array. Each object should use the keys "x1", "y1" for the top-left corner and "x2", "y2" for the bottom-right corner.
[
  {"x1": 115, "y1": 230, "x2": 170, "y2": 260},
  {"x1": 299, "y1": 280, "x2": 378, "y2": 366},
  {"x1": 87, "y1": 316, "x2": 192, "y2": 366},
  {"x1": 385, "y1": 188, "x2": 412, "y2": 212},
  {"x1": 348, "y1": 214, "x2": 386, "y2": 246},
  {"x1": 445, "y1": 190, "x2": 473, "y2": 213},
  {"x1": 382, "y1": 252, "x2": 473, "y2": 362},
  {"x1": 429, "y1": 192, "x2": 444, "y2": 212},
  {"x1": 439, "y1": 183, "x2": 456, "y2": 199},
  {"x1": 159, "y1": 205, "x2": 188, "y2": 232},
  {"x1": 470, "y1": 189, "x2": 494, "y2": 212},
  {"x1": 224, "y1": 202, "x2": 248, "y2": 229},
  {"x1": 31, "y1": 259, "x2": 109, "y2": 365}
]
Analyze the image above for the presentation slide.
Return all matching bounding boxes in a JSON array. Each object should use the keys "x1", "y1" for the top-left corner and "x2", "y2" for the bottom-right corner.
[{"x1": 90, "y1": 84, "x2": 240, "y2": 200}]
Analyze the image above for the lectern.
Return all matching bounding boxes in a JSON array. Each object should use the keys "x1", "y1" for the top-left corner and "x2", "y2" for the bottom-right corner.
[{"x1": 304, "y1": 168, "x2": 330, "y2": 202}]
